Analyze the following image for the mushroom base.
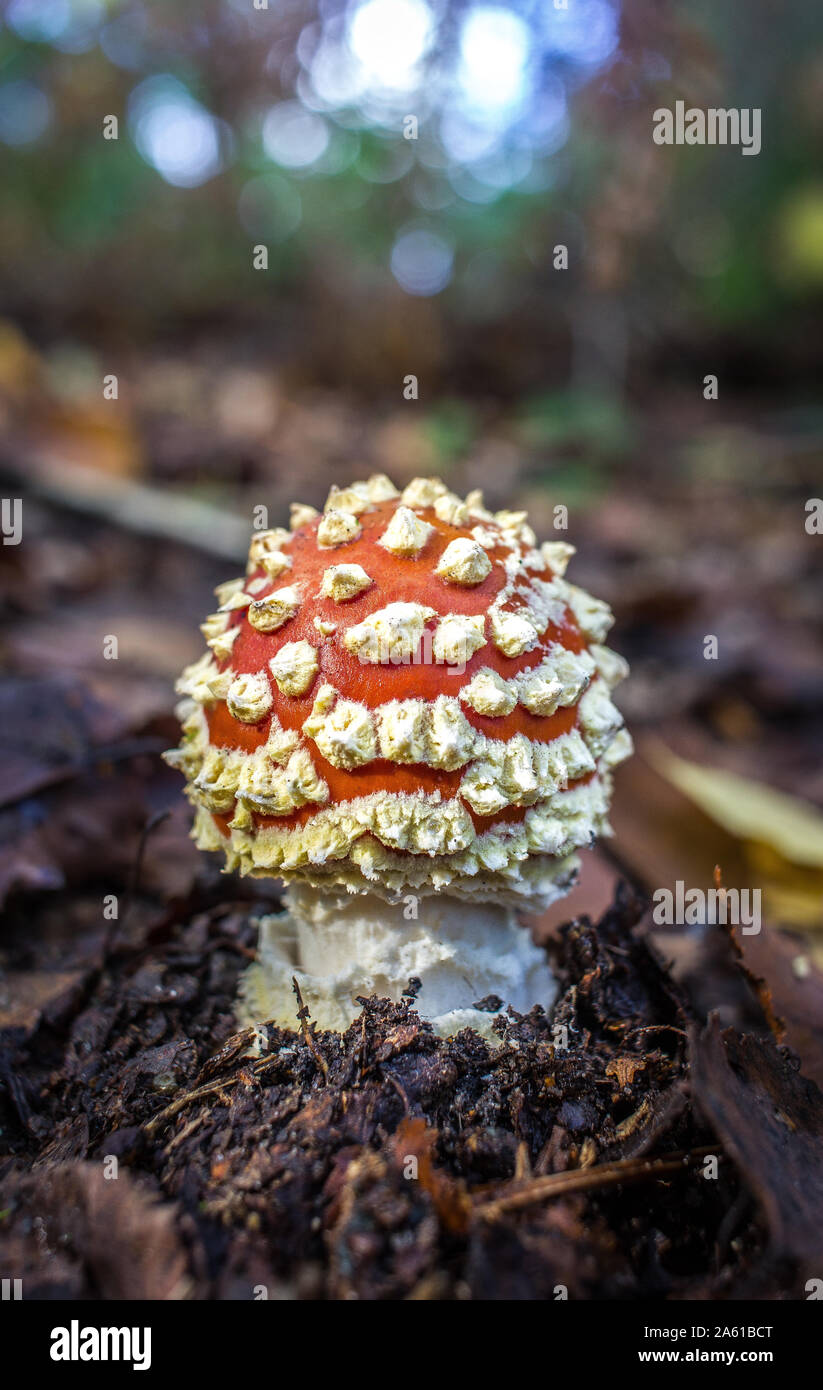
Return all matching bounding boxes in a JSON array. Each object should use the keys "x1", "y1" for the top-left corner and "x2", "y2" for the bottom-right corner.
[{"x1": 238, "y1": 884, "x2": 557, "y2": 1041}]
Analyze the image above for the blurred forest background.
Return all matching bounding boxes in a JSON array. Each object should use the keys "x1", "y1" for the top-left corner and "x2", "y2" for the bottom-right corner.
[{"x1": 1, "y1": 0, "x2": 822, "y2": 1072}]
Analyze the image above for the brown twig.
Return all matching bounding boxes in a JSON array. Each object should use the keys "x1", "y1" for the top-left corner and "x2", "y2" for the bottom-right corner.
[
  {"x1": 292, "y1": 976, "x2": 329, "y2": 1083},
  {"x1": 143, "y1": 1049, "x2": 288, "y2": 1136},
  {"x1": 163, "y1": 1110, "x2": 207, "y2": 1156},
  {"x1": 143, "y1": 1074, "x2": 244, "y2": 1136},
  {"x1": 474, "y1": 1145, "x2": 719, "y2": 1221},
  {"x1": 384, "y1": 1072, "x2": 411, "y2": 1115},
  {"x1": 9, "y1": 453, "x2": 250, "y2": 562}
]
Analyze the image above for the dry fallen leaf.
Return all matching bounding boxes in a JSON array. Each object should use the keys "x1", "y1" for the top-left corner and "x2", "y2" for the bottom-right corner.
[
  {"x1": 730, "y1": 922, "x2": 823, "y2": 1090},
  {"x1": 651, "y1": 746, "x2": 823, "y2": 868},
  {"x1": 690, "y1": 1017, "x2": 823, "y2": 1283},
  {"x1": 651, "y1": 744, "x2": 823, "y2": 933},
  {"x1": 1, "y1": 1163, "x2": 190, "y2": 1299}
]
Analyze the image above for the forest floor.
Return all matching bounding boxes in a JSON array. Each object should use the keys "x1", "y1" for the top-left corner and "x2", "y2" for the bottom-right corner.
[{"x1": 1, "y1": 371, "x2": 822, "y2": 1298}]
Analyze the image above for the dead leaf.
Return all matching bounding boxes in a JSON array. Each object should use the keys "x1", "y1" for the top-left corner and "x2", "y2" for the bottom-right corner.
[
  {"x1": 652, "y1": 745, "x2": 823, "y2": 868},
  {"x1": 393, "y1": 1116, "x2": 471, "y2": 1234},
  {"x1": 1, "y1": 1162, "x2": 190, "y2": 1299},
  {"x1": 690, "y1": 1016, "x2": 823, "y2": 1277},
  {"x1": 0, "y1": 966, "x2": 89, "y2": 1035},
  {"x1": 730, "y1": 924, "x2": 823, "y2": 1091}
]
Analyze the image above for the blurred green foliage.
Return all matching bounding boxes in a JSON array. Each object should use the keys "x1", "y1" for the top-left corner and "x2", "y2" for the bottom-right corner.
[{"x1": 0, "y1": 0, "x2": 819, "y2": 398}]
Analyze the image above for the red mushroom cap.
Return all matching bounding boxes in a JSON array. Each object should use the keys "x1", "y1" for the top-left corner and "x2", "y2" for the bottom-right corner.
[{"x1": 166, "y1": 475, "x2": 631, "y2": 904}]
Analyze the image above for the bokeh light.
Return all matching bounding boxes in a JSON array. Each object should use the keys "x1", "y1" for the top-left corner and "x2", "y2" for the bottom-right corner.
[
  {"x1": 457, "y1": 7, "x2": 530, "y2": 118},
  {"x1": 237, "y1": 173, "x2": 303, "y2": 244},
  {"x1": 129, "y1": 76, "x2": 228, "y2": 188},
  {"x1": 7, "y1": 0, "x2": 104, "y2": 51},
  {"x1": 540, "y1": 0, "x2": 620, "y2": 68},
  {"x1": 390, "y1": 226, "x2": 454, "y2": 295},
  {"x1": 263, "y1": 102, "x2": 330, "y2": 169},
  {"x1": 348, "y1": 0, "x2": 434, "y2": 92},
  {"x1": 6, "y1": 0, "x2": 72, "y2": 43},
  {"x1": 0, "y1": 80, "x2": 52, "y2": 147}
]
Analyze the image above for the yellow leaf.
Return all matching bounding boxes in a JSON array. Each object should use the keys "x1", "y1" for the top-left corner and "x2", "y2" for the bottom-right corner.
[
  {"x1": 762, "y1": 882, "x2": 823, "y2": 930},
  {"x1": 650, "y1": 746, "x2": 823, "y2": 869}
]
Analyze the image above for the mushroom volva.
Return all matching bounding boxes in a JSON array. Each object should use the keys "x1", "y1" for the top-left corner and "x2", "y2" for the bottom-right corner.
[{"x1": 165, "y1": 476, "x2": 632, "y2": 1036}]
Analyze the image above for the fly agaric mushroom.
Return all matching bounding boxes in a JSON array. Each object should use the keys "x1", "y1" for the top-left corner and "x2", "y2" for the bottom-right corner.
[{"x1": 166, "y1": 475, "x2": 632, "y2": 1037}]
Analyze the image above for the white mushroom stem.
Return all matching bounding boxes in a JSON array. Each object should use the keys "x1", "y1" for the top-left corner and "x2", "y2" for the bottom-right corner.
[{"x1": 238, "y1": 884, "x2": 557, "y2": 1042}]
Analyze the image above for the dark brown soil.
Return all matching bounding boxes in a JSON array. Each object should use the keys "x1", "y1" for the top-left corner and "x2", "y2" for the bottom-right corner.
[{"x1": 2, "y1": 881, "x2": 820, "y2": 1300}]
